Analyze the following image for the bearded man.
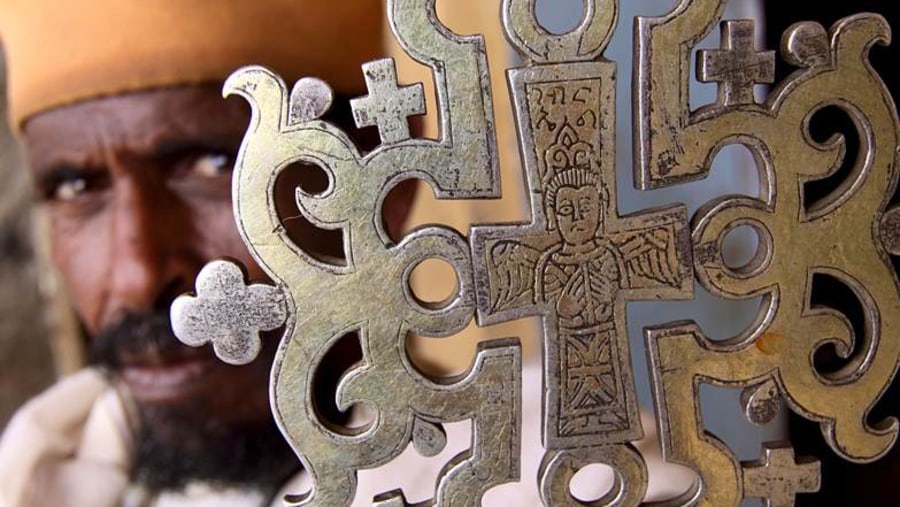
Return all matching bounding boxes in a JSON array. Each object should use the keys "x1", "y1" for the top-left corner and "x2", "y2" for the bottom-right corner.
[{"x1": 0, "y1": 1, "x2": 399, "y2": 505}]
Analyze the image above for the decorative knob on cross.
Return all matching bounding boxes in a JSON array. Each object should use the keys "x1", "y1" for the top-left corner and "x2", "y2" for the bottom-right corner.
[
  {"x1": 698, "y1": 20, "x2": 775, "y2": 107},
  {"x1": 351, "y1": 58, "x2": 426, "y2": 144},
  {"x1": 171, "y1": 260, "x2": 288, "y2": 366}
]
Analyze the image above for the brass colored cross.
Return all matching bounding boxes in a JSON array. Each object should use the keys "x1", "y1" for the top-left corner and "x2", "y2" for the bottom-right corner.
[
  {"x1": 742, "y1": 445, "x2": 821, "y2": 507},
  {"x1": 699, "y1": 19, "x2": 775, "y2": 106},
  {"x1": 350, "y1": 58, "x2": 426, "y2": 144}
]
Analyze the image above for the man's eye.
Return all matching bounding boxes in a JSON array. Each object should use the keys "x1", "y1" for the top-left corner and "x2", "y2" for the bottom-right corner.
[
  {"x1": 53, "y1": 177, "x2": 88, "y2": 201},
  {"x1": 189, "y1": 153, "x2": 233, "y2": 179},
  {"x1": 40, "y1": 169, "x2": 107, "y2": 203}
]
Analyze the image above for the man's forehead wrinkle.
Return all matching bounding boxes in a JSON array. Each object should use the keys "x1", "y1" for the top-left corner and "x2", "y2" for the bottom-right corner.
[
  {"x1": 26, "y1": 90, "x2": 251, "y2": 175},
  {"x1": 24, "y1": 97, "x2": 157, "y2": 171}
]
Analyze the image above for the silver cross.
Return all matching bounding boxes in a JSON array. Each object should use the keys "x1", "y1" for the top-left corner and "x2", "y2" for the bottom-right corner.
[
  {"x1": 743, "y1": 444, "x2": 821, "y2": 507},
  {"x1": 698, "y1": 20, "x2": 775, "y2": 106},
  {"x1": 170, "y1": 260, "x2": 287, "y2": 365},
  {"x1": 350, "y1": 58, "x2": 426, "y2": 144}
]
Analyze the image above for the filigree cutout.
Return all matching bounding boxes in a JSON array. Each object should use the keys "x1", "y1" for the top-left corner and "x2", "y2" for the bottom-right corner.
[{"x1": 474, "y1": 2, "x2": 692, "y2": 503}]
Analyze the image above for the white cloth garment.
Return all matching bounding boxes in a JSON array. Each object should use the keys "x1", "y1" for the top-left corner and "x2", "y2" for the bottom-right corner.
[{"x1": 0, "y1": 363, "x2": 694, "y2": 506}]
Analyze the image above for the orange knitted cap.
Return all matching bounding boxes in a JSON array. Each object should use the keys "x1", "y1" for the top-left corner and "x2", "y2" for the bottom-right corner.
[{"x1": 0, "y1": 0, "x2": 384, "y2": 128}]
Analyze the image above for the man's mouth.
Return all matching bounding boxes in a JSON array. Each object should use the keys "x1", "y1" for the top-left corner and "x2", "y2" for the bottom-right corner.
[{"x1": 118, "y1": 352, "x2": 222, "y2": 404}]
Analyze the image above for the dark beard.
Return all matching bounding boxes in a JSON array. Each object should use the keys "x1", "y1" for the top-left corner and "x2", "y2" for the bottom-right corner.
[
  {"x1": 89, "y1": 311, "x2": 300, "y2": 496},
  {"x1": 131, "y1": 401, "x2": 299, "y2": 495}
]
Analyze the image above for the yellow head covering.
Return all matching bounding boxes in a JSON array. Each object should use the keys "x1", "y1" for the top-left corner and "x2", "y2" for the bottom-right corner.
[{"x1": 0, "y1": 0, "x2": 384, "y2": 128}]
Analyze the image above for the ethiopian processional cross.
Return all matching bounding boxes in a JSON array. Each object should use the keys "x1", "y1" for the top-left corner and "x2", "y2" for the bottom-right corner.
[{"x1": 172, "y1": 0, "x2": 900, "y2": 505}]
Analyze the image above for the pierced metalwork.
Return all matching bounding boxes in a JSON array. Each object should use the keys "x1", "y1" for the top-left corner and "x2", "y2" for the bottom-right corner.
[
  {"x1": 639, "y1": 1, "x2": 900, "y2": 506},
  {"x1": 472, "y1": 3, "x2": 691, "y2": 502},
  {"x1": 171, "y1": 0, "x2": 900, "y2": 505},
  {"x1": 741, "y1": 444, "x2": 820, "y2": 507}
]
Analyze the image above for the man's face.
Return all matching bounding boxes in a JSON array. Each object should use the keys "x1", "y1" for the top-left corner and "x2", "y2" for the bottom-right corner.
[
  {"x1": 555, "y1": 185, "x2": 602, "y2": 246},
  {"x1": 22, "y1": 86, "x2": 304, "y2": 491}
]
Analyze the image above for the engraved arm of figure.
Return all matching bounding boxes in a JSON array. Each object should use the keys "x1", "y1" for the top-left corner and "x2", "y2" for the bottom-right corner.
[
  {"x1": 0, "y1": 369, "x2": 130, "y2": 507},
  {"x1": 556, "y1": 272, "x2": 585, "y2": 321}
]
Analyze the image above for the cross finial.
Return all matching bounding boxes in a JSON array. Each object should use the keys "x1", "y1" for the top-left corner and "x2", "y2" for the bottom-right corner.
[
  {"x1": 698, "y1": 20, "x2": 775, "y2": 106},
  {"x1": 351, "y1": 58, "x2": 426, "y2": 144},
  {"x1": 742, "y1": 444, "x2": 820, "y2": 507},
  {"x1": 171, "y1": 260, "x2": 288, "y2": 366}
]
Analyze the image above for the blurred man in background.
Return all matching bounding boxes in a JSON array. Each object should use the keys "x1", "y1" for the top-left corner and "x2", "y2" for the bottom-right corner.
[{"x1": 0, "y1": 1, "x2": 391, "y2": 505}]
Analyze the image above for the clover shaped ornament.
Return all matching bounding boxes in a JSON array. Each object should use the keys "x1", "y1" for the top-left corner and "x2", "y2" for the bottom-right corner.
[{"x1": 171, "y1": 260, "x2": 288, "y2": 365}]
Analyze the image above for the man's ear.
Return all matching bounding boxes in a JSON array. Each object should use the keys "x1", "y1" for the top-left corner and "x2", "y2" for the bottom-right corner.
[{"x1": 383, "y1": 178, "x2": 420, "y2": 241}]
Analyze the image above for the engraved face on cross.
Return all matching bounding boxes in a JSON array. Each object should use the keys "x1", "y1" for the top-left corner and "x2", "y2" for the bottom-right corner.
[
  {"x1": 350, "y1": 58, "x2": 426, "y2": 144},
  {"x1": 698, "y1": 19, "x2": 776, "y2": 106}
]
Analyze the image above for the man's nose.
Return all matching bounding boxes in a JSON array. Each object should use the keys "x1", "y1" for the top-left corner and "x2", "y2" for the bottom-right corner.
[
  {"x1": 104, "y1": 172, "x2": 200, "y2": 321},
  {"x1": 574, "y1": 205, "x2": 586, "y2": 220}
]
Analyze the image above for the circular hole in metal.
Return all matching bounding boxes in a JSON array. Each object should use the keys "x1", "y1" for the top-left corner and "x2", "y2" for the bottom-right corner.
[
  {"x1": 721, "y1": 221, "x2": 771, "y2": 278},
  {"x1": 722, "y1": 224, "x2": 759, "y2": 270},
  {"x1": 535, "y1": 0, "x2": 584, "y2": 35},
  {"x1": 569, "y1": 463, "x2": 615, "y2": 503},
  {"x1": 408, "y1": 258, "x2": 459, "y2": 310}
]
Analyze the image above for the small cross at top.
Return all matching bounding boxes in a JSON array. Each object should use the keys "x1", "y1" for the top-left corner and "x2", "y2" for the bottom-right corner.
[
  {"x1": 699, "y1": 20, "x2": 775, "y2": 106},
  {"x1": 351, "y1": 58, "x2": 426, "y2": 144},
  {"x1": 742, "y1": 444, "x2": 820, "y2": 507}
]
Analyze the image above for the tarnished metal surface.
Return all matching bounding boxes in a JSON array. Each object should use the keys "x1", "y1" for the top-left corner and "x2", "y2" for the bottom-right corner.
[
  {"x1": 171, "y1": 0, "x2": 900, "y2": 505},
  {"x1": 171, "y1": 260, "x2": 287, "y2": 365},
  {"x1": 741, "y1": 444, "x2": 819, "y2": 507}
]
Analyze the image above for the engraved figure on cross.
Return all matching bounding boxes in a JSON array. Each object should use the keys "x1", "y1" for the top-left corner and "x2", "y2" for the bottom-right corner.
[
  {"x1": 539, "y1": 165, "x2": 622, "y2": 331},
  {"x1": 472, "y1": 63, "x2": 693, "y2": 451},
  {"x1": 539, "y1": 163, "x2": 633, "y2": 438}
]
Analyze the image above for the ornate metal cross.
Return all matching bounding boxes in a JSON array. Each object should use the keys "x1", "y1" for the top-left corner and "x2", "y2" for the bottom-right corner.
[
  {"x1": 471, "y1": 39, "x2": 691, "y2": 499},
  {"x1": 741, "y1": 445, "x2": 820, "y2": 507},
  {"x1": 172, "y1": 0, "x2": 900, "y2": 505},
  {"x1": 698, "y1": 19, "x2": 776, "y2": 106},
  {"x1": 351, "y1": 58, "x2": 426, "y2": 144}
]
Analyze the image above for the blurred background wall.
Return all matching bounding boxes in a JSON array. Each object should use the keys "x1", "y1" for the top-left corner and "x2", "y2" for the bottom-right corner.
[{"x1": 0, "y1": 51, "x2": 55, "y2": 428}]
